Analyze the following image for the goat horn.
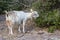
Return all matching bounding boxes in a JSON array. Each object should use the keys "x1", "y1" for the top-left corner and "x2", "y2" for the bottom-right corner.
[
  {"x1": 4, "y1": 11, "x2": 8, "y2": 14},
  {"x1": 30, "y1": 9, "x2": 33, "y2": 12}
]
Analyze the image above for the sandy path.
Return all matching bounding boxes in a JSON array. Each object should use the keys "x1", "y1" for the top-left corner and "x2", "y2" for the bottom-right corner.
[{"x1": 0, "y1": 15, "x2": 60, "y2": 40}]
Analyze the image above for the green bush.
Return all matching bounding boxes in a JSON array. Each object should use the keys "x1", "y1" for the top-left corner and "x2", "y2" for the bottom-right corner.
[
  {"x1": 0, "y1": 0, "x2": 28, "y2": 14},
  {"x1": 32, "y1": 0, "x2": 60, "y2": 32}
]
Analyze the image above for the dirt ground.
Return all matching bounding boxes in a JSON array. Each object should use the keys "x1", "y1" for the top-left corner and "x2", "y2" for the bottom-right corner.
[{"x1": 0, "y1": 15, "x2": 60, "y2": 40}]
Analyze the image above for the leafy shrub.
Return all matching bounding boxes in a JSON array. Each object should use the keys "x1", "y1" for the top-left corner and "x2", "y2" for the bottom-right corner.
[
  {"x1": 0, "y1": 0, "x2": 28, "y2": 14},
  {"x1": 48, "y1": 26, "x2": 56, "y2": 33},
  {"x1": 32, "y1": 0, "x2": 60, "y2": 32}
]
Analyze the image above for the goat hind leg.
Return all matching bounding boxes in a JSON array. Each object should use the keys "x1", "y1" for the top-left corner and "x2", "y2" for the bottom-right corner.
[{"x1": 8, "y1": 26, "x2": 13, "y2": 35}]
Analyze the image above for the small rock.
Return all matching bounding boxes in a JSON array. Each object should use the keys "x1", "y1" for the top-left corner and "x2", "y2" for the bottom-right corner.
[
  {"x1": 37, "y1": 31, "x2": 44, "y2": 35},
  {"x1": 48, "y1": 37, "x2": 60, "y2": 40}
]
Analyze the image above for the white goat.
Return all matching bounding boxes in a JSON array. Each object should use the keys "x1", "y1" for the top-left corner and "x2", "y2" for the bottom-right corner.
[{"x1": 5, "y1": 9, "x2": 39, "y2": 35}]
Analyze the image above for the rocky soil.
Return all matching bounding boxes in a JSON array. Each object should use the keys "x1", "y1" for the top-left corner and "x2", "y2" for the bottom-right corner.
[{"x1": 0, "y1": 15, "x2": 60, "y2": 40}]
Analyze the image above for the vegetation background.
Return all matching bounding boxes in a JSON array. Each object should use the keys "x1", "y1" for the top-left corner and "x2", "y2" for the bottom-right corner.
[{"x1": 0, "y1": 0, "x2": 60, "y2": 33}]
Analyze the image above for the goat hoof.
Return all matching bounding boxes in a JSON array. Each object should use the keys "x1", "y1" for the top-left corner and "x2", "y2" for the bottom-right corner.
[
  {"x1": 23, "y1": 31, "x2": 26, "y2": 33},
  {"x1": 18, "y1": 30, "x2": 21, "y2": 32},
  {"x1": 19, "y1": 31, "x2": 21, "y2": 33},
  {"x1": 9, "y1": 33, "x2": 13, "y2": 35}
]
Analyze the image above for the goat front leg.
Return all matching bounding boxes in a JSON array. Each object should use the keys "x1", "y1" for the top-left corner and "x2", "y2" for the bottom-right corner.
[
  {"x1": 8, "y1": 26, "x2": 13, "y2": 35},
  {"x1": 23, "y1": 19, "x2": 26, "y2": 33}
]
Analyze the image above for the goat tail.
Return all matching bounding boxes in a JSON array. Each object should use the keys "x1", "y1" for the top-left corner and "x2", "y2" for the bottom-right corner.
[{"x1": 4, "y1": 10, "x2": 8, "y2": 14}]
